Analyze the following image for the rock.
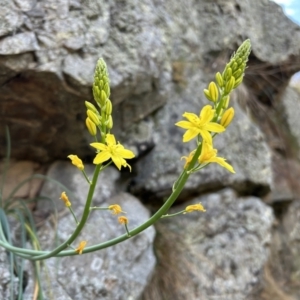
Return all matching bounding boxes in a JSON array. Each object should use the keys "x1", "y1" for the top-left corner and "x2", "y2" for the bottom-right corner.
[
  {"x1": 280, "y1": 86, "x2": 300, "y2": 159},
  {"x1": 267, "y1": 199, "x2": 300, "y2": 300},
  {"x1": 0, "y1": 0, "x2": 23, "y2": 36},
  {"x1": 143, "y1": 188, "x2": 274, "y2": 300},
  {"x1": 23, "y1": 161, "x2": 156, "y2": 299},
  {"x1": 0, "y1": 32, "x2": 39, "y2": 55},
  {"x1": 1, "y1": 0, "x2": 299, "y2": 162},
  {"x1": 0, "y1": 160, "x2": 44, "y2": 204}
]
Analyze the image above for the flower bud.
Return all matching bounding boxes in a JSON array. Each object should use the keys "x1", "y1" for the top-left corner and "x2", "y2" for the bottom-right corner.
[
  {"x1": 107, "y1": 115, "x2": 113, "y2": 129},
  {"x1": 233, "y1": 76, "x2": 243, "y2": 89},
  {"x1": 105, "y1": 99, "x2": 113, "y2": 115},
  {"x1": 86, "y1": 117, "x2": 97, "y2": 136},
  {"x1": 224, "y1": 76, "x2": 235, "y2": 94},
  {"x1": 203, "y1": 89, "x2": 214, "y2": 102},
  {"x1": 215, "y1": 72, "x2": 224, "y2": 87},
  {"x1": 233, "y1": 69, "x2": 242, "y2": 79},
  {"x1": 104, "y1": 82, "x2": 110, "y2": 98},
  {"x1": 231, "y1": 61, "x2": 238, "y2": 72},
  {"x1": 100, "y1": 90, "x2": 107, "y2": 107},
  {"x1": 87, "y1": 109, "x2": 100, "y2": 125},
  {"x1": 220, "y1": 107, "x2": 234, "y2": 128},
  {"x1": 85, "y1": 101, "x2": 98, "y2": 114},
  {"x1": 208, "y1": 82, "x2": 219, "y2": 102},
  {"x1": 224, "y1": 67, "x2": 232, "y2": 81}
]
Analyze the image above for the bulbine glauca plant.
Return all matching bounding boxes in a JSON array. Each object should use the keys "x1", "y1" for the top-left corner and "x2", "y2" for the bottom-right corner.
[{"x1": 0, "y1": 40, "x2": 251, "y2": 260}]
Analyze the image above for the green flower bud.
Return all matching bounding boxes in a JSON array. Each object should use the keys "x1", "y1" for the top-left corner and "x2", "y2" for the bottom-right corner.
[
  {"x1": 225, "y1": 68, "x2": 232, "y2": 81},
  {"x1": 215, "y1": 72, "x2": 224, "y2": 87},
  {"x1": 224, "y1": 76, "x2": 235, "y2": 94},
  {"x1": 86, "y1": 117, "x2": 97, "y2": 136},
  {"x1": 87, "y1": 109, "x2": 100, "y2": 126},
  {"x1": 208, "y1": 82, "x2": 219, "y2": 102},
  {"x1": 93, "y1": 86, "x2": 101, "y2": 105},
  {"x1": 105, "y1": 99, "x2": 113, "y2": 115},
  {"x1": 107, "y1": 115, "x2": 113, "y2": 129},
  {"x1": 93, "y1": 58, "x2": 110, "y2": 107},
  {"x1": 231, "y1": 62, "x2": 238, "y2": 72},
  {"x1": 85, "y1": 101, "x2": 98, "y2": 114},
  {"x1": 104, "y1": 83, "x2": 110, "y2": 98},
  {"x1": 100, "y1": 90, "x2": 107, "y2": 107},
  {"x1": 233, "y1": 76, "x2": 243, "y2": 89},
  {"x1": 222, "y1": 39, "x2": 251, "y2": 88},
  {"x1": 203, "y1": 89, "x2": 214, "y2": 102},
  {"x1": 232, "y1": 69, "x2": 242, "y2": 79}
]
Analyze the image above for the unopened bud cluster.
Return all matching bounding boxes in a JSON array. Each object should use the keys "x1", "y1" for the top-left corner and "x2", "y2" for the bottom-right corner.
[
  {"x1": 85, "y1": 58, "x2": 114, "y2": 139},
  {"x1": 203, "y1": 39, "x2": 251, "y2": 119}
]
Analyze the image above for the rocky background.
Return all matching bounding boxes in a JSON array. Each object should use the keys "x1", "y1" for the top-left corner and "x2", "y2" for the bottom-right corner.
[{"x1": 1, "y1": 0, "x2": 300, "y2": 299}]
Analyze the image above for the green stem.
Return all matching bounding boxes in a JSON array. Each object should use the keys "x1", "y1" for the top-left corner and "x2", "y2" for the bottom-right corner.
[
  {"x1": 1, "y1": 142, "x2": 202, "y2": 260},
  {"x1": 90, "y1": 207, "x2": 109, "y2": 211},
  {"x1": 47, "y1": 142, "x2": 204, "y2": 257},
  {"x1": 30, "y1": 164, "x2": 102, "y2": 260},
  {"x1": 161, "y1": 210, "x2": 185, "y2": 218},
  {"x1": 81, "y1": 170, "x2": 91, "y2": 185},
  {"x1": 68, "y1": 207, "x2": 79, "y2": 225}
]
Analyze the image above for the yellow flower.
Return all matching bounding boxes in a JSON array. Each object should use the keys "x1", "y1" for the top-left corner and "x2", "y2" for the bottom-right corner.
[
  {"x1": 68, "y1": 155, "x2": 84, "y2": 170},
  {"x1": 198, "y1": 141, "x2": 235, "y2": 173},
  {"x1": 75, "y1": 241, "x2": 87, "y2": 255},
  {"x1": 118, "y1": 216, "x2": 128, "y2": 225},
  {"x1": 181, "y1": 150, "x2": 196, "y2": 169},
  {"x1": 109, "y1": 204, "x2": 125, "y2": 215},
  {"x1": 60, "y1": 192, "x2": 71, "y2": 207},
  {"x1": 90, "y1": 134, "x2": 135, "y2": 171},
  {"x1": 184, "y1": 203, "x2": 206, "y2": 213},
  {"x1": 175, "y1": 105, "x2": 225, "y2": 144}
]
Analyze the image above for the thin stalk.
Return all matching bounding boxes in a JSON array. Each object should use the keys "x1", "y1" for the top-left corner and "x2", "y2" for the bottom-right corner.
[{"x1": 31, "y1": 164, "x2": 102, "y2": 260}]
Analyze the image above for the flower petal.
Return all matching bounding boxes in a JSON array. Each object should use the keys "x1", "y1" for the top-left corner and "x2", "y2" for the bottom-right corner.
[
  {"x1": 111, "y1": 155, "x2": 123, "y2": 170},
  {"x1": 183, "y1": 128, "x2": 200, "y2": 142},
  {"x1": 90, "y1": 143, "x2": 107, "y2": 151},
  {"x1": 182, "y1": 112, "x2": 199, "y2": 124},
  {"x1": 199, "y1": 105, "x2": 214, "y2": 124},
  {"x1": 211, "y1": 157, "x2": 235, "y2": 173},
  {"x1": 175, "y1": 120, "x2": 195, "y2": 129},
  {"x1": 198, "y1": 129, "x2": 212, "y2": 144},
  {"x1": 93, "y1": 151, "x2": 111, "y2": 165},
  {"x1": 204, "y1": 122, "x2": 225, "y2": 133},
  {"x1": 115, "y1": 147, "x2": 135, "y2": 159},
  {"x1": 106, "y1": 134, "x2": 116, "y2": 146}
]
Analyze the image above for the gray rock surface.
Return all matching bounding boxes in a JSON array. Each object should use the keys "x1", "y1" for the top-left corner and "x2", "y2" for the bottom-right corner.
[
  {"x1": 23, "y1": 162, "x2": 156, "y2": 300},
  {"x1": 280, "y1": 86, "x2": 300, "y2": 158},
  {"x1": 143, "y1": 188, "x2": 274, "y2": 300},
  {"x1": 1, "y1": 0, "x2": 300, "y2": 162}
]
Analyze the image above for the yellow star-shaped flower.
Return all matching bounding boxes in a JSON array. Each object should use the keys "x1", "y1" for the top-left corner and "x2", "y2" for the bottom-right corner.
[
  {"x1": 90, "y1": 134, "x2": 135, "y2": 171},
  {"x1": 198, "y1": 141, "x2": 235, "y2": 173},
  {"x1": 175, "y1": 105, "x2": 225, "y2": 143}
]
